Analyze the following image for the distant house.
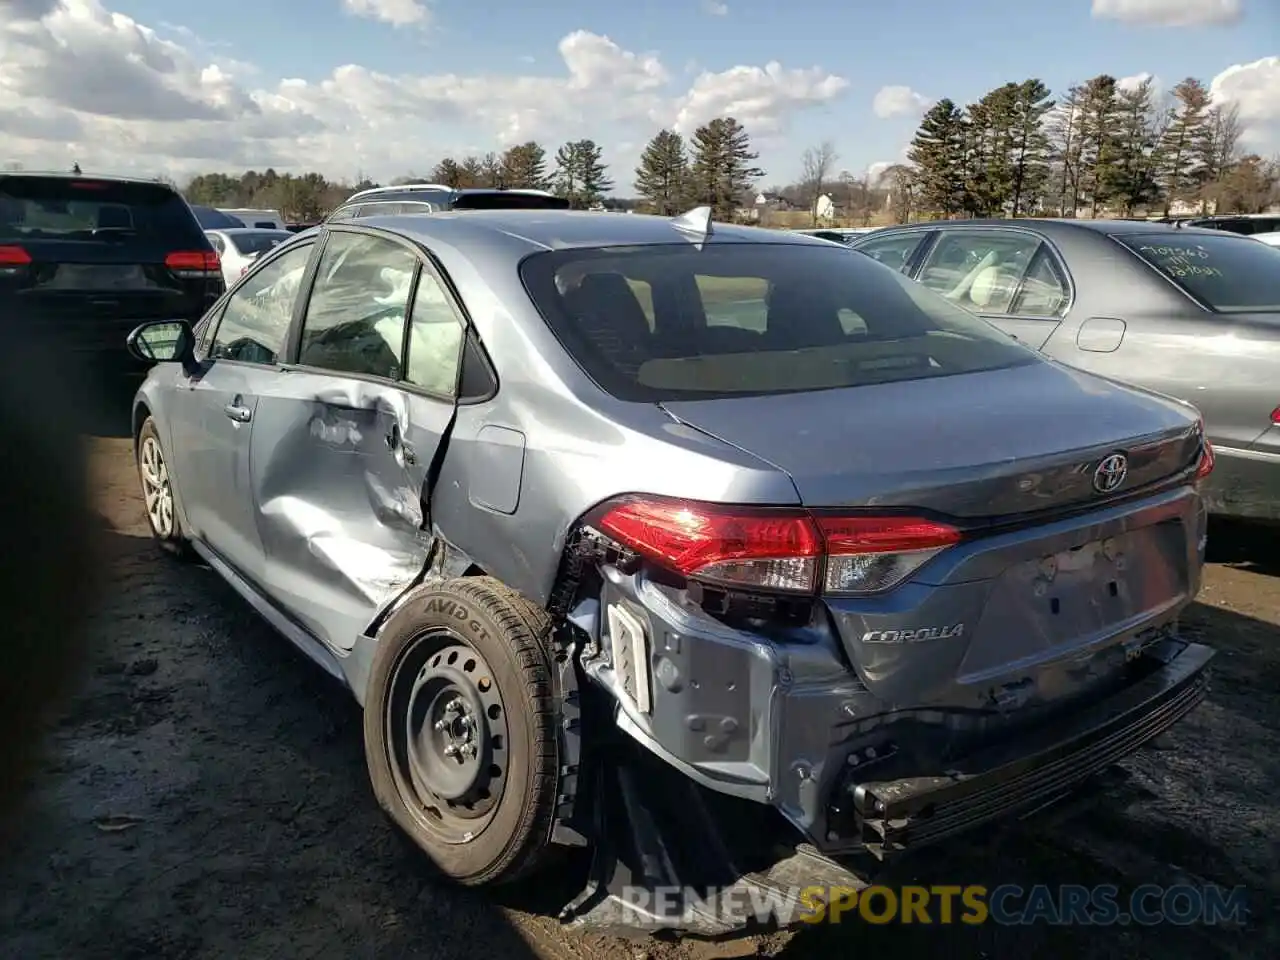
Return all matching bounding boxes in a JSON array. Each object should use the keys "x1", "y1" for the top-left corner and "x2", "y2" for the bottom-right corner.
[{"x1": 814, "y1": 193, "x2": 835, "y2": 221}]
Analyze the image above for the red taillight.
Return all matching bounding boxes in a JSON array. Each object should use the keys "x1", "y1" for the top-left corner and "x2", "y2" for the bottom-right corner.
[
  {"x1": 595, "y1": 496, "x2": 961, "y2": 596},
  {"x1": 817, "y1": 515, "x2": 963, "y2": 594},
  {"x1": 1196, "y1": 439, "x2": 1215, "y2": 480},
  {"x1": 0, "y1": 245, "x2": 32, "y2": 266},
  {"x1": 165, "y1": 250, "x2": 220, "y2": 275},
  {"x1": 68, "y1": 180, "x2": 108, "y2": 189},
  {"x1": 1194, "y1": 417, "x2": 1215, "y2": 481},
  {"x1": 1271, "y1": 406, "x2": 1280, "y2": 425}
]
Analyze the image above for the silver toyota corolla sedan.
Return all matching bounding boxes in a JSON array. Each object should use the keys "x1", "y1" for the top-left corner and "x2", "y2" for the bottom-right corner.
[{"x1": 126, "y1": 207, "x2": 1216, "y2": 936}]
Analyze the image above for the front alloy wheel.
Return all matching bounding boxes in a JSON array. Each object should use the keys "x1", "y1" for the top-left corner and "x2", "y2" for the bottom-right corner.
[{"x1": 139, "y1": 435, "x2": 174, "y2": 538}]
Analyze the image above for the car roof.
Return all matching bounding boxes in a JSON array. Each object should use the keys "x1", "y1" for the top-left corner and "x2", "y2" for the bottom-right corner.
[
  {"x1": 352, "y1": 208, "x2": 831, "y2": 256},
  {"x1": 0, "y1": 170, "x2": 179, "y2": 188},
  {"x1": 867, "y1": 217, "x2": 1229, "y2": 239}
]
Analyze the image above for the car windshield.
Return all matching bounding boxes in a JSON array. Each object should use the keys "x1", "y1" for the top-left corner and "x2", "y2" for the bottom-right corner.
[
  {"x1": 519, "y1": 242, "x2": 1038, "y2": 402},
  {"x1": 0, "y1": 176, "x2": 205, "y2": 245},
  {"x1": 1115, "y1": 232, "x2": 1280, "y2": 313},
  {"x1": 229, "y1": 231, "x2": 291, "y2": 255}
]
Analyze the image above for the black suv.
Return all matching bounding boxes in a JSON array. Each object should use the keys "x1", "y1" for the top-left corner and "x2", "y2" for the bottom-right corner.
[
  {"x1": 0, "y1": 173, "x2": 224, "y2": 377},
  {"x1": 325, "y1": 183, "x2": 570, "y2": 221}
]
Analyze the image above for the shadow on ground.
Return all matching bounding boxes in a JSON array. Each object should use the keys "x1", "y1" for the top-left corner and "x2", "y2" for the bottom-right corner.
[
  {"x1": 1207, "y1": 518, "x2": 1279, "y2": 577},
  {"x1": 0, "y1": 527, "x2": 563, "y2": 960}
]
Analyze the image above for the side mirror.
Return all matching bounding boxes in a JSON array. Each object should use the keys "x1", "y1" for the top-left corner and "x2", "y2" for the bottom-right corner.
[{"x1": 126, "y1": 320, "x2": 195, "y2": 365}]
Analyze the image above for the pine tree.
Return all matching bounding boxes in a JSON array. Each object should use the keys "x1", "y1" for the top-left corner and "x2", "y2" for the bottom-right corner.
[
  {"x1": 1074, "y1": 75, "x2": 1121, "y2": 217},
  {"x1": 964, "y1": 83, "x2": 1019, "y2": 216},
  {"x1": 687, "y1": 117, "x2": 764, "y2": 220},
  {"x1": 634, "y1": 130, "x2": 689, "y2": 215},
  {"x1": 554, "y1": 140, "x2": 613, "y2": 209},
  {"x1": 500, "y1": 142, "x2": 550, "y2": 190},
  {"x1": 1007, "y1": 79, "x2": 1055, "y2": 216},
  {"x1": 1155, "y1": 78, "x2": 1214, "y2": 216},
  {"x1": 907, "y1": 99, "x2": 967, "y2": 217},
  {"x1": 1100, "y1": 78, "x2": 1161, "y2": 216}
]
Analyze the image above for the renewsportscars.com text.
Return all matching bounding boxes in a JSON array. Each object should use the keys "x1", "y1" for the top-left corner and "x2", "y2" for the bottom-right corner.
[{"x1": 617, "y1": 883, "x2": 1250, "y2": 927}]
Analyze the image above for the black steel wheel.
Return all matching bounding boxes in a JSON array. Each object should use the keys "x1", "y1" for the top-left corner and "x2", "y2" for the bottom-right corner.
[{"x1": 363, "y1": 577, "x2": 560, "y2": 885}]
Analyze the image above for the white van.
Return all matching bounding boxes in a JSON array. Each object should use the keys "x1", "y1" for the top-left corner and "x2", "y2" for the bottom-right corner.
[{"x1": 217, "y1": 208, "x2": 287, "y2": 230}]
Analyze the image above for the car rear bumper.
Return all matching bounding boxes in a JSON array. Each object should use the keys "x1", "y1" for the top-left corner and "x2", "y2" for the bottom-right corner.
[
  {"x1": 582, "y1": 487, "x2": 1211, "y2": 860},
  {"x1": 837, "y1": 637, "x2": 1213, "y2": 857},
  {"x1": 1201, "y1": 445, "x2": 1280, "y2": 521}
]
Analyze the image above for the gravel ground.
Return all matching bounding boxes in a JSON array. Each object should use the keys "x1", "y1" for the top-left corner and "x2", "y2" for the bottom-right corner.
[{"x1": 1, "y1": 430, "x2": 1277, "y2": 960}]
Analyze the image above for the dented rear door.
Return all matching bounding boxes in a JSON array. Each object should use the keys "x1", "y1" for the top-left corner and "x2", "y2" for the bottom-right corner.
[{"x1": 247, "y1": 228, "x2": 460, "y2": 653}]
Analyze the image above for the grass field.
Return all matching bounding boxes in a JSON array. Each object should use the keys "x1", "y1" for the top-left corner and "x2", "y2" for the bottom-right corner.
[{"x1": 624, "y1": 274, "x2": 767, "y2": 320}]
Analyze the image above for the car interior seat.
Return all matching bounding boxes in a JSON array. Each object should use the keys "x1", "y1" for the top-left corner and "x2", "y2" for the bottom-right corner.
[{"x1": 562, "y1": 272, "x2": 654, "y2": 377}]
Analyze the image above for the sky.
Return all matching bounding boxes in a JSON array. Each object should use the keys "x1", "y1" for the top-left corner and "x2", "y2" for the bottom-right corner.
[{"x1": 0, "y1": 0, "x2": 1277, "y2": 192}]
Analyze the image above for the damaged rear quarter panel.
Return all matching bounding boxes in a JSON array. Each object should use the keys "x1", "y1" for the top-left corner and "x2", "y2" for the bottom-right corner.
[{"x1": 395, "y1": 233, "x2": 805, "y2": 611}]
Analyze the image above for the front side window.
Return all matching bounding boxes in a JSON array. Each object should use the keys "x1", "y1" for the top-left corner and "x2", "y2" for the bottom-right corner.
[
  {"x1": 296, "y1": 232, "x2": 419, "y2": 378},
  {"x1": 519, "y1": 242, "x2": 1037, "y2": 402},
  {"x1": 1115, "y1": 232, "x2": 1280, "y2": 313},
  {"x1": 917, "y1": 230, "x2": 1044, "y2": 315},
  {"x1": 209, "y1": 243, "x2": 314, "y2": 364}
]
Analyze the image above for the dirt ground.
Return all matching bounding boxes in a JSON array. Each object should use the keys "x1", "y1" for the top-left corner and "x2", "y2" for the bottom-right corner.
[{"x1": 1, "y1": 427, "x2": 1277, "y2": 960}]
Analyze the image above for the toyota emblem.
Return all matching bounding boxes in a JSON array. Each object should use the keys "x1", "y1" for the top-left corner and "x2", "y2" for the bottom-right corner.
[{"x1": 1093, "y1": 453, "x2": 1128, "y2": 494}]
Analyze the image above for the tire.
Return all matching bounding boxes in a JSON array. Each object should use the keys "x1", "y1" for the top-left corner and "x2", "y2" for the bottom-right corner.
[
  {"x1": 364, "y1": 576, "x2": 560, "y2": 886},
  {"x1": 134, "y1": 416, "x2": 193, "y2": 560}
]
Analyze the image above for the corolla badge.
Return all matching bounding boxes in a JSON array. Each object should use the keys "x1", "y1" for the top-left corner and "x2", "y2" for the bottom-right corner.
[
  {"x1": 1093, "y1": 453, "x2": 1128, "y2": 494},
  {"x1": 861, "y1": 624, "x2": 964, "y2": 643}
]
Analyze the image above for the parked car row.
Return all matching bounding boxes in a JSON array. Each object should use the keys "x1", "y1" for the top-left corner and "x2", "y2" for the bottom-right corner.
[{"x1": 2, "y1": 165, "x2": 1264, "y2": 937}]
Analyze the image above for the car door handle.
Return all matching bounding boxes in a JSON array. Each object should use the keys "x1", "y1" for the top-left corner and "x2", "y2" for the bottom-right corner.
[{"x1": 224, "y1": 403, "x2": 252, "y2": 423}]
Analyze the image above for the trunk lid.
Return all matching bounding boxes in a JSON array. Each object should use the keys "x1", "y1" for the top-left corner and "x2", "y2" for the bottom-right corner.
[
  {"x1": 660, "y1": 360, "x2": 1202, "y2": 519},
  {"x1": 662, "y1": 361, "x2": 1205, "y2": 717}
]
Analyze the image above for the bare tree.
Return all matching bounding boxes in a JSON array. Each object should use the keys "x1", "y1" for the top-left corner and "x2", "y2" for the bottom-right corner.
[
  {"x1": 883, "y1": 163, "x2": 916, "y2": 223},
  {"x1": 1199, "y1": 103, "x2": 1243, "y2": 214},
  {"x1": 799, "y1": 141, "x2": 838, "y2": 224}
]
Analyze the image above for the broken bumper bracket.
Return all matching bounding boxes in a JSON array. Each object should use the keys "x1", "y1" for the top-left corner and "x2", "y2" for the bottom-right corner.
[{"x1": 847, "y1": 640, "x2": 1215, "y2": 857}]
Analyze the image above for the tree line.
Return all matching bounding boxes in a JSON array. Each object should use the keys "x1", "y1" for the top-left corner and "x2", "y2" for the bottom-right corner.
[
  {"x1": 894, "y1": 74, "x2": 1279, "y2": 221},
  {"x1": 177, "y1": 76, "x2": 1278, "y2": 225},
  {"x1": 180, "y1": 117, "x2": 767, "y2": 221}
]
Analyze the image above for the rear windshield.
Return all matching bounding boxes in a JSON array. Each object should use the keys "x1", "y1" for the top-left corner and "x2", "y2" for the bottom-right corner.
[
  {"x1": 519, "y1": 242, "x2": 1038, "y2": 402},
  {"x1": 1115, "y1": 232, "x2": 1280, "y2": 313},
  {"x1": 229, "y1": 231, "x2": 291, "y2": 255},
  {"x1": 0, "y1": 176, "x2": 205, "y2": 246},
  {"x1": 451, "y1": 192, "x2": 570, "y2": 211}
]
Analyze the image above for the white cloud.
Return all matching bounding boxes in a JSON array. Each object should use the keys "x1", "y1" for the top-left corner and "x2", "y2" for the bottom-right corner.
[
  {"x1": 341, "y1": 0, "x2": 431, "y2": 28},
  {"x1": 872, "y1": 85, "x2": 932, "y2": 119},
  {"x1": 1090, "y1": 0, "x2": 1242, "y2": 27},
  {"x1": 673, "y1": 63, "x2": 848, "y2": 136},
  {"x1": 702, "y1": 0, "x2": 729, "y2": 14},
  {"x1": 1211, "y1": 56, "x2": 1280, "y2": 151},
  {"x1": 1116, "y1": 71, "x2": 1160, "y2": 93},
  {"x1": 867, "y1": 161, "x2": 894, "y2": 184},
  {"x1": 0, "y1": 1, "x2": 847, "y2": 183}
]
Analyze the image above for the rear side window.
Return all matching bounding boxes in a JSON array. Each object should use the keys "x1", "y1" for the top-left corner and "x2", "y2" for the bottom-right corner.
[
  {"x1": 1115, "y1": 233, "x2": 1280, "y2": 313},
  {"x1": 519, "y1": 242, "x2": 1037, "y2": 402},
  {"x1": 0, "y1": 176, "x2": 204, "y2": 246}
]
